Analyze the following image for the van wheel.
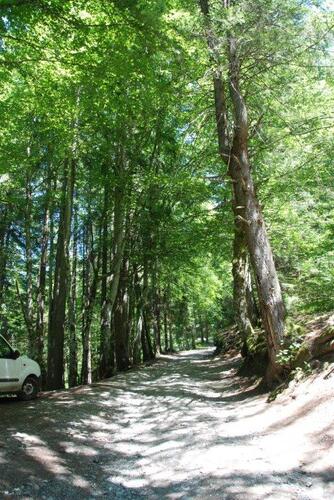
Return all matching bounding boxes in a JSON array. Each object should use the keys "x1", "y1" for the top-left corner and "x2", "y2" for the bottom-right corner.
[{"x1": 18, "y1": 376, "x2": 39, "y2": 401}]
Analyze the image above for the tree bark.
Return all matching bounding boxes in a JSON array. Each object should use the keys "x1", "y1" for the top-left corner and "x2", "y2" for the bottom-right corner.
[
  {"x1": 25, "y1": 173, "x2": 35, "y2": 355},
  {"x1": 169, "y1": 322, "x2": 174, "y2": 353},
  {"x1": 227, "y1": 36, "x2": 285, "y2": 382},
  {"x1": 140, "y1": 261, "x2": 155, "y2": 362},
  {"x1": 191, "y1": 323, "x2": 196, "y2": 349},
  {"x1": 99, "y1": 173, "x2": 126, "y2": 377},
  {"x1": 99, "y1": 179, "x2": 114, "y2": 379},
  {"x1": 163, "y1": 292, "x2": 169, "y2": 352},
  {"x1": 81, "y1": 220, "x2": 100, "y2": 385},
  {"x1": 199, "y1": 0, "x2": 256, "y2": 354},
  {"x1": 47, "y1": 158, "x2": 75, "y2": 390},
  {"x1": 199, "y1": 315, "x2": 204, "y2": 344},
  {"x1": 35, "y1": 166, "x2": 52, "y2": 380},
  {"x1": 68, "y1": 203, "x2": 78, "y2": 387},
  {"x1": 132, "y1": 271, "x2": 143, "y2": 364},
  {"x1": 0, "y1": 205, "x2": 10, "y2": 336},
  {"x1": 48, "y1": 176, "x2": 57, "y2": 309},
  {"x1": 232, "y1": 227, "x2": 257, "y2": 357},
  {"x1": 199, "y1": 0, "x2": 285, "y2": 382},
  {"x1": 133, "y1": 313, "x2": 142, "y2": 365},
  {"x1": 114, "y1": 258, "x2": 130, "y2": 371},
  {"x1": 205, "y1": 319, "x2": 209, "y2": 344},
  {"x1": 141, "y1": 312, "x2": 153, "y2": 361},
  {"x1": 152, "y1": 263, "x2": 161, "y2": 355}
]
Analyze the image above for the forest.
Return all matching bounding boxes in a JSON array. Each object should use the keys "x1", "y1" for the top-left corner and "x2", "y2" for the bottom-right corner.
[{"x1": 0, "y1": 0, "x2": 333, "y2": 392}]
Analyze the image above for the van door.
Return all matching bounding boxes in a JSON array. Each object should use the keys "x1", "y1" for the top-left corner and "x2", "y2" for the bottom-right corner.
[{"x1": 0, "y1": 336, "x2": 20, "y2": 392}]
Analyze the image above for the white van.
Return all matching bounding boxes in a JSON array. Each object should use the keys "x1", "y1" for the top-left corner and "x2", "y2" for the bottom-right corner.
[{"x1": 0, "y1": 334, "x2": 41, "y2": 400}]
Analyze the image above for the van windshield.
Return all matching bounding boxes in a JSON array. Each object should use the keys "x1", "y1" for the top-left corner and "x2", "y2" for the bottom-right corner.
[{"x1": 0, "y1": 336, "x2": 13, "y2": 359}]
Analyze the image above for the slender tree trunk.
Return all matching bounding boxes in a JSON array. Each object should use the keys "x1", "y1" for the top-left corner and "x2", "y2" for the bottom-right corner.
[
  {"x1": 47, "y1": 158, "x2": 75, "y2": 390},
  {"x1": 138, "y1": 270, "x2": 151, "y2": 362},
  {"x1": 163, "y1": 292, "x2": 169, "y2": 352},
  {"x1": 199, "y1": 314, "x2": 204, "y2": 344},
  {"x1": 114, "y1": 259, "x2": 130, "y2": 371},
  {"x1": 133, "y1": 313, "x2": 142, "y2": 365},
  {"x1": 48, "y1": 176, "x2": 57, "y2": 308},
  {"x1": 0, "y1": 207, "x2": 8, "y2": 307},
  {"x1": 153, "y1": 290, "x2": 162, "y2": 355},
  {"x1": 68, "y1": 204, "x2": 78, "y2": 387},
  {"x1": 145, "y1": 312, "x2": 154, "y2": 359},
  {"x1": 0, "y1": 206, "x2": 10, "y2": 336},
  {"x1": 81, "y1": 222, "x2": 92, "y2": 385},
  {"x1": 169, "y1": 322, "x2": 174, "y2": 353},
  {"x1": 141, "y1": 261, "x2": 155, "y2": 361},
  {"x1": 205, "y1": 319, "x2": 209, "y2": 344},
  {"x1": 152, "y1": 262, "x2": 161, "y2": 355},
  {"x1": 127, "y1": 273, "x2": 135, "y2": 363},
  {"x1": 81, "y1": 221, "x2": 100, "y2": 385},
  {"x1": 25, "y1": 174, "x2": 35, "y2": 354},
  {"x1": 132, "y1": 272, "x2": 142, "y2": 364},
  {"x1": 99, "y1": 174, "x2": 126, "y2": 377},
  {"x1": 141, "y1": 312, "x2": 152, "y2": 361},
  {"x1": 35, "y1": 168, "x2": 52, "y2": 380},
  {"x1": 191, "y1": 324, "x2": 196, "y2": 349},
  {"x1": 99, "y1": 181, "x2": 114, "y2": 378}
]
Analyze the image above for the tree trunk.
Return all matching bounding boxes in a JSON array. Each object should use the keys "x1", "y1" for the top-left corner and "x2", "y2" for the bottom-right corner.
[
  {"x1": 132, "y1": 272, "x2": 142, "y2": 364},
  {"x1": 0, "y1": 207, "x2": 8, "y2": 308},
  {"x1": 141, "y1": 261, "x2": 155, "y2": 362},
  {"x1": 199, "y1": 315, "x2": 204, "y2": 344},
  {"x1": 232, "y1": 227, "x2": 257, "y2": 357},
  {"x1": 152, "y1": 263, "x2": 161, "y2": 355},
  {"x1": 0, "y1": 205, "x2": 10, "y2": 336},
  {"x1": 133, "y1": 313, "x2": 143, "y2": 365},
  {"x1": 199, "y1": 0, "x2": 256, "y2": 356},
  {"x1": 68, "y1": 204, "x2": 78, "y2": 387},
  {"x1": 205, "y1": 320, "x2": 209, "y2": 344},
  {"x1": 191, "y1": 324, "x2": 196, "y2": 349},
  {"x1": 127, "y1": 273, "x2": 136, "y2": 363},
  {"x1": 145, "y1": 311, "x2": 154, "y2": 359},
  {"x1": 48, "y1": 176, "x2": 57, "y2": 308},
  {"x1": 163, "y1": 292, "x2": 169, "y2": 352},
  {"x1": 99, "y1": 175, "x2": 126, "y2": 377},
  {"x1": 25, "y1": 174, "x2": 35, "y2": 355},
  {"x1": 47, "y1": 158, "x2": 75, "y2": 390},
  {"x1": 99, "y1": 182, "x2": 114, "y2": 379},
  {"x1": 153, "y1": 291, "x2": 162, "y2": 355},
  {"x1": 81, "y1": 220, "x2": 100, "y2": 385},
  {"x1": 141, "y1": 311, "x2": 154, "y2": 362},
  {"x1": 169, "y1": 323, "x2": 174, "y2": 353},
  {"x1": 199, "y1": 1, "x2": 285, "y2": 382},
  {"x1": 227, "y1": 36, "x2": 285, "y2": 382},
  {"x1": 35, "y1": 167, "x2": 52, "y2": 381},
  {"x1": 114, "y1": 259, "x2": 130, "y2": 371}
]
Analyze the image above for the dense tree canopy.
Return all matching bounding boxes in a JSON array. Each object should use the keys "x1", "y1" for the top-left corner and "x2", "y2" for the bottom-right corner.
[{"x1": 0, "y1": 0, "x2": 333, "y2": 388}]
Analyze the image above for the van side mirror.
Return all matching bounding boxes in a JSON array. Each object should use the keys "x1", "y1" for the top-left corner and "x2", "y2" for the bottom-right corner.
[{"x1": 12, "y1": 350, "x2": 20, "y2": 360}]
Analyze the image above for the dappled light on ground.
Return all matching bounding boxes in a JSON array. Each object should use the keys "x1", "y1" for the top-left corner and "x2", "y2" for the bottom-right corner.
[{"x1": 1, "y1": 348, "x2": 333, "y2": 499}]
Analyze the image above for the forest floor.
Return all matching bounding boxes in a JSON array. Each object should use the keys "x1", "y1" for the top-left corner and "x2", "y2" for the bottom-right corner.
[{"x1": 0, "y1": 348, "x2": 334, "y2": 500}]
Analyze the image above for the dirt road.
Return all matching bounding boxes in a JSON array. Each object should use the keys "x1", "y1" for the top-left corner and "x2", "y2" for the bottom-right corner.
[{"x1": 1, "y1": 348, "x2": 333, "y2": 499}]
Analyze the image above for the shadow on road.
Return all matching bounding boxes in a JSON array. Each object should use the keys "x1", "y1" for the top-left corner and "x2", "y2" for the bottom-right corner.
[{"x1": 1, "y1": 348, "x2": 333, "y2": 499}]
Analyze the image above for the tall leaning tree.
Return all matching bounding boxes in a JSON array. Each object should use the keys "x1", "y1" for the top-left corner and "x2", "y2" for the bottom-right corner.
[
  {"x1": 198, "y1": 0, "x2": 287, "y2": 383},
  {"x1": 198, "y1": 0, "x2": 257, "y2": 358}
]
